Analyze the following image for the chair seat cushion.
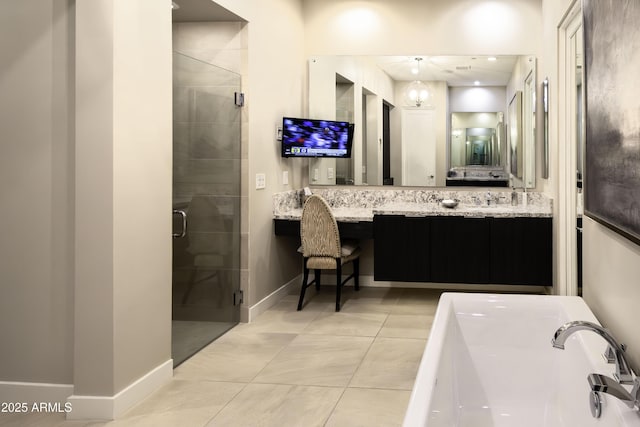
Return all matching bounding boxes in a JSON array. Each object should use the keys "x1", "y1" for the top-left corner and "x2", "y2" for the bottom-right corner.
[
  {"x1": 298, "y1": 240, "x2": 359, "y2": 257},
  {"x1": 306, "y1": 247, "x2": 361, "y2": 269},
  {"x1": 340, "y1": 240, "x2": 358, "y2": 256}
]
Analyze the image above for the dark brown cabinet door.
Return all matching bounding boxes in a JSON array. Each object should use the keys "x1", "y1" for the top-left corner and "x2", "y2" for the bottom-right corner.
[
  {"x1": 490, "y1": 217, "x2": 552, "y2": 285},
  {"x1": 373, "y1": 215, "x2": 430, "y2": 282},
  {"x1": 430, "y1": 216, "x2": 491, "y2": 284}
]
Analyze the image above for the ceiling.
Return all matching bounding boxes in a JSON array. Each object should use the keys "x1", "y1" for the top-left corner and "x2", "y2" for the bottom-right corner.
[
  {"x1": 171, "y1": 0, "x2": 244, "y2": 22},
  {"x1": 374, "y1": 55, "x2": 519, "y2": 87}
]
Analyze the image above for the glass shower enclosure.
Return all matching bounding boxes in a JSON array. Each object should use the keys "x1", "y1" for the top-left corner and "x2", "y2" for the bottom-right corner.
[{"x1": 171, "y1": 52, "x2": 241, "y2": 366}]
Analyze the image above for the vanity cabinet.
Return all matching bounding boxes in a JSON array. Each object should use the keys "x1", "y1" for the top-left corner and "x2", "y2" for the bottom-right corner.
[
  {"x1": 373, "y1": 215, "x2": 431, "y2": 281},
  {"x1": 430, "y1": 216, "x2": 491, "y2": 284},
  {"x1": 373, "y1": 215, "x2": 552, "y2": 286},
  {"x1": 489, "y1": 217, "x2": 552, "y2": 285}
]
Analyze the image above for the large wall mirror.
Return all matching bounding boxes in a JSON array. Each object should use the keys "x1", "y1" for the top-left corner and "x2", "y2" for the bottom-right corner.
[
  {"x1": 447, "y1": 112, "x2": 507, "y2": 186},
  {"x1": 308, "y1": 55, "x2": 537, "y2": 188}
]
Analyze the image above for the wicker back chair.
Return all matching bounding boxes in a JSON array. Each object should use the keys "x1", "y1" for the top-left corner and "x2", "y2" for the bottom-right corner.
[{"x1": 298, "y1": 194, "x2": 361, "y2": 311}]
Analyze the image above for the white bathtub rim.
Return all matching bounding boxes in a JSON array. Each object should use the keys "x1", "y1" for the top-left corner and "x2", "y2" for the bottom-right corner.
[{"x1": 402, "y1": 293, "x2": 622, "y2": 427}]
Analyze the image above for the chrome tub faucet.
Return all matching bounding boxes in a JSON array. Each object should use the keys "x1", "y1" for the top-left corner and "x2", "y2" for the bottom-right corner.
[
  {"x1": 552, "y1": 320, "x2": 640, "y2": 417},
  {"x1": 588, "y1": 373, "x2": 640, "y2": 409},
  {"x1": 552, "y1": 320, "x2": 634, "y2": 384}
]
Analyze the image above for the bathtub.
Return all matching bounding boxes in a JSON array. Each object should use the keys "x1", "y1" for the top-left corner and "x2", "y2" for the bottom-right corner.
[{"x1": 403, "y1": 293, "x2": 640, "y2": 426}]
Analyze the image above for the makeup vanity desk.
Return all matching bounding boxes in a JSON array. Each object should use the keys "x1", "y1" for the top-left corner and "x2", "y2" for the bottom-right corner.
[
  {"x1": 273, "y1": 189, "x2": 553, "y2": 286},
  {"x1": 274, "y1": 207, "x2": 374, "y2": 239}
]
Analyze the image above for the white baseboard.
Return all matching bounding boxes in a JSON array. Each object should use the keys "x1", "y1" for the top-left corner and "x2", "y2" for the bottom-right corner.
[
  {"x1": 66, "y1": 359, "x2": 173, "y2": 420},
  {"x1": 290, "y1": 273, "x2": 545, "y2": 293},
  {"x1": 0, "y1": 381, "x2": 74, "y2": 405},
  {"x1": 241, "y1": 274, "x2": 545, "y2": 324},
  {"x1": 357, "y1": 275, "x2": 546, "y2": 293},
  {"x1": 242, "y1": 275, "x2": 301, "y2": 323}
]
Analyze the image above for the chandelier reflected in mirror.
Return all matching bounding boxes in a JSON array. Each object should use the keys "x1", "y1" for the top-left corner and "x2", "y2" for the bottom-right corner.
[{"x1": 405, "y1": 57, "x2": 430, "y2": 107}]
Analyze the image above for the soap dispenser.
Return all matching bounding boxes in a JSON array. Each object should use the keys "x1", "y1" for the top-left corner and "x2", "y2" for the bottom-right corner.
[{"x1": 511, "y1": 187, "x2": 518, "y2": 206}]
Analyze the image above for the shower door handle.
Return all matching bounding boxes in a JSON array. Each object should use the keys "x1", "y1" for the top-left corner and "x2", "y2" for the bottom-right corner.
[{"x1": 173, "y1": 209, "x2": 187, "y2": 238}]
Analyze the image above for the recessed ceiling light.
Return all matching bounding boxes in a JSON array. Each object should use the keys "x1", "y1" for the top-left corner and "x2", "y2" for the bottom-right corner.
[
  {"x1": 488, "y1": 56, "x2": 497, "y2": 61},
  {"x1": 474, "y1": 81, "x2": 480, "y2": 86}
]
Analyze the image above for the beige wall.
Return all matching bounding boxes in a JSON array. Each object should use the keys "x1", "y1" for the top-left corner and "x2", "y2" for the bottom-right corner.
[
  {"x1": 303, "y1": 0, "x2": 542, "y2": 56},
  {"x1": 1, "y1": 0, "x2": 172, "y2": 408},
  {"x1": 111, "y1": 0, "x2": 173, "y2": 393},
  {"x1": 74, "y1": 0, "x2": 173, "y2": 397},
  {"x1": 583, "y1": 220, "x2": 640, "y2": 373},
  {"x1": 203, "y1": 0, "x2": 308, "y2": 307},
  {"x1": 0, "y1": 0, "x2": 75, "y2": 385}
]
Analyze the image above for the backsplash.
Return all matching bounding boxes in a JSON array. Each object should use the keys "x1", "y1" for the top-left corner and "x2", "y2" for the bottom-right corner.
[{"x1": 273, "y1": 188, "x2": 552, "y2": 215}]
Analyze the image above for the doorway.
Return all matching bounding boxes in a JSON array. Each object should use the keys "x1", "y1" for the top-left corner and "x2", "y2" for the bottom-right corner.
[
  {"x1": 171, "y1": 52, "x2": 242, "y2": 366},
  {"x1": 401, "y1": 108, "x2": 436, "y2": 186}
]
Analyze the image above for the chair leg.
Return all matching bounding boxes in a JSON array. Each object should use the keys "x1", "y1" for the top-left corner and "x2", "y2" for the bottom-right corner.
[
  {"x1": 298, "y1": 259, "x2": 310, "y2": 311},
  {"x1": 335, "y1": 260, "x2": 342, "y2": 312},
  {"x1": 314, "y1": 269, "x2": 321, "y2": 291},
  {"x1": 181, "y1": 267, "x2": 198, "y2": 305},
  {"x1": 353, "y1": 258, "x2": 360, "y2": 291}
]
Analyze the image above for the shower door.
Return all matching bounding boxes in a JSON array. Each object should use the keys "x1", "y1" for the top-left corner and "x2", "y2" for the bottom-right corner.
[{"x1": 171, "y1": 52, "x2": 241, "y2": 366}]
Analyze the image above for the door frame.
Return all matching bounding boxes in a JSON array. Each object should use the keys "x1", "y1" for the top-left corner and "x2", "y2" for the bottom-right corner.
[{"x1": 557, "y1": 0, "x2": 583, "y2": 296}]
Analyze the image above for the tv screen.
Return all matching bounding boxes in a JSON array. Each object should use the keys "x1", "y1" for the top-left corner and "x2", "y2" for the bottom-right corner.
[{"x1": 281, "y1": 117, "x2": 353, "y2": 158}]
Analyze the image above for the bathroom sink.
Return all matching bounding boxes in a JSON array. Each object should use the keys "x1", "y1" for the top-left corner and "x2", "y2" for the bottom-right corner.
[{"x1": 441, "y1": 199, "x2": 459, "y2": 208}]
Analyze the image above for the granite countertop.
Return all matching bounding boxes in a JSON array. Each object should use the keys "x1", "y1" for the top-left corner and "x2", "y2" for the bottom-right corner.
[
  {"x1": 446, "y1": 176, "x2": 509, "y2": 182},
  {"x1": 274, "y1": 202, "x2": 552, "y2": 221},
  {"x1": 373, "y1": 202, "x2": 552, "y2": 218},
  {"x1": 274, "y1": 207, "x2": 373, "y2": 222}
]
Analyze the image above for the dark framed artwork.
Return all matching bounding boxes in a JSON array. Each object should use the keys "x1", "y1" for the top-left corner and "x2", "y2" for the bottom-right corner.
[{"x1": 584, "y1": 0, "x2": 640, "y2": 245}]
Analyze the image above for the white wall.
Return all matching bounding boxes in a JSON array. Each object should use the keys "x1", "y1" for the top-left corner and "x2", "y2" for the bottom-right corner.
[{"x1": 449, "y1": 87, "x2": 507, "y2": 113}]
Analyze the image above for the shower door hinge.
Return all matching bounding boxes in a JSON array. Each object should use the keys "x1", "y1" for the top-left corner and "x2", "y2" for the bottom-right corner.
[
  {"x1": 233, "y1": 289, "x2": 244, "y2": 306},
  {"x1": 234, "y1": 92, "x2": 245, "y2": 107}
]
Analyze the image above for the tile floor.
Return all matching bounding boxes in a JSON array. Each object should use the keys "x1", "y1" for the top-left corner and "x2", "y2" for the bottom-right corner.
[{"x1": 0, "y1": 287, "x2": 442, "y2": 427}]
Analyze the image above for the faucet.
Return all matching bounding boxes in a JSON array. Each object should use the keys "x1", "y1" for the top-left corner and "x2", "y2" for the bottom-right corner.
[
  {"x1": 552, "y1": 320, "x2": 634, "y2": 384},
  {"x1": 553, "y1": 320, "x2": 640, "y2": 416},
  {"x1": 485, "y1": 191, "x2": 492, "y2": 206},
  {"x1": 588, "y1": 373, "x2": 640, "y2": 409}
]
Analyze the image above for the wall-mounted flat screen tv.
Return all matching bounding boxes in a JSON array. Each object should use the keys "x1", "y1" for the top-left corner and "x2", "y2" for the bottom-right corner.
[{"x1": 281, "y1": 117, "x2": 354, "y2": 158}]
